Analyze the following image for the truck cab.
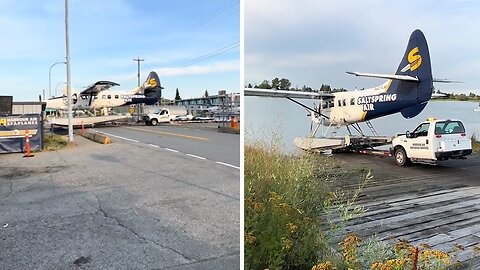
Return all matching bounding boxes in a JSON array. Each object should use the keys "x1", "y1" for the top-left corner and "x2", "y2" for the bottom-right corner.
[
  {"x1": 391, "y1": 118, "x2": 472, "y2": 166},
  {"x1": 143, "y1": 109, "x2": 171, "y2": 125}
]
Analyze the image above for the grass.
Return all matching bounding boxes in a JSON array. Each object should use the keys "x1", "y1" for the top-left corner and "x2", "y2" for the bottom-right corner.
[
  {"x1": 43, "y1": 134, "x2": 68, "y2": 151},
  {"x1": 244, "y1": 138, "x2": 368, "y2": 270},
  {"x1": 471, "y1": 134, "x2": 480, "y2": 154}
]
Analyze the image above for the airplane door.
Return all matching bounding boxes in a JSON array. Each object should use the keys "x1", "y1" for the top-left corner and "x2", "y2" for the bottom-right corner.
[{"x1": 407, "y1": 123, "x2": 432, "y2": 159}]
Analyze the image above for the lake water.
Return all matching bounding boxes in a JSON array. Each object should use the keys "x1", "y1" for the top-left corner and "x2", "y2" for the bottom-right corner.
[{"x1": 245, "y1": 97, "x2": 480, "y2": 150}]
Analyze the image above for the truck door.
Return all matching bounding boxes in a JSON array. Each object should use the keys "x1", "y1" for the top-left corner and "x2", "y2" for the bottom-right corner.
[{"x1": 407, "y1": 122, "x2": 433, "y2": 159}]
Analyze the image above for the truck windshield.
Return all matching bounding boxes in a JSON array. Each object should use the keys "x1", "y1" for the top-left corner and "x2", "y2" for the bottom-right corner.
[{"x1": 434, "y1": 121, "x2": 465, "y2": 134}]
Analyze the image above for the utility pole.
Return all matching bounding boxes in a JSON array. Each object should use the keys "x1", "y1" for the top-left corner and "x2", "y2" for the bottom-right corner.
[
  {"x1": 133, "y1": 57, "x2": 144, "y2": 86},
  {"x1": 132, "y1": 57, "x2": 144, "y2": 122},
  {"x1": 65, "y1": 0, "x2": 73, "y2": 142}
]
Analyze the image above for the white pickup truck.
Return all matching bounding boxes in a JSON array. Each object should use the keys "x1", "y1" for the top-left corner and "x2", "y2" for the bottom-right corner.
[
  {"x1": 143, "y1": 107, "x2": 192, "y2": 126},
  {"x1": 391, "y1": 118, "x2": 472, "y2": 166}
]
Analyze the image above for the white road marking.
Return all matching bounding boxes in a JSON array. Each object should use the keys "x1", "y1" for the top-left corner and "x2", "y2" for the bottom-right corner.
[
  {"x1": 186, "y1": 154, "x2": 207, "y2": 160},
  {"x1": 215, "y1": 162, "x2": 240, "y2": 170},
  {"x1": 94, "y1": 130, "x2": 139, "y2": 143},
  {"x1": 92, "y1": 129, "x2": 238, "y2": 170}
]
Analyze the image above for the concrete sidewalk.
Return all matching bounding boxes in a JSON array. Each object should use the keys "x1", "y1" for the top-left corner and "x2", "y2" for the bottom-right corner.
[{"x1": 0, "y1": 135, "x2": 240, "y2": 269}]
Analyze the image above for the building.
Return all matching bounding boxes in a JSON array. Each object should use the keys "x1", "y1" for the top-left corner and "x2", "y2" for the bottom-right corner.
[{"x1": 175, "y1": 91, "x2": 240, "y2": 117}]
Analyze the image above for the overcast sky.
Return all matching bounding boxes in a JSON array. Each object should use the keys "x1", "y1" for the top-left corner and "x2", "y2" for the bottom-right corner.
[
  {"x1": 0, "y1": 0, "x2": 239, "y2": 101},
  {"x1": 245, "y1": 0, "x2": 480, "y2": 94}
]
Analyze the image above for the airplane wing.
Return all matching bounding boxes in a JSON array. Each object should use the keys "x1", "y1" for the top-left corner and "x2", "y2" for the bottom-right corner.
[
  {"x1": 346, "y1": 71, "x2": 419, "y2": 82},
  {"x1": 245, "y1": 88, "x2": 334, "y2": 99},
  {"x1": 80, "y1": 81, "x2": 120, "y2": 95},
  {"x1": 432, "y1": 78, "x2": 463, "y2": 83}
]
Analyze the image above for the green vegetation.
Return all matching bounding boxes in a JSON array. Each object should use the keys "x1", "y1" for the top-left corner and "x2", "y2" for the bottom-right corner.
[
  {"x1": 434, "y1": 91, "x2": 480, "y2": 101},
  {"x1": 44, "y1": 134, "x2": 68, "y2": 151},
  {"x1": 244, "y1": 139, "x2": 368, "y2": 269},
  {"x1": 472, "y1": 134, "x2": 480, "y2": 154}
]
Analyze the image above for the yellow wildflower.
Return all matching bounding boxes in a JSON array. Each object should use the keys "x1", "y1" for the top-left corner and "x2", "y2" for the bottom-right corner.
[
  {"x1": 281, "y1": 237, "x2": 292, "y2": 250},
  {"x1": 245, "y1": 232, "x2": 256, "y2": 245},
  {"x1": 253, "y1": 202, "x2": 263, "y2": 210},
  {"x1": 286, "y1": 222, "x2": 298, "y2": 234},
  {"x1": 311, "y1": 261, "x2": 336, "y2": 270}
]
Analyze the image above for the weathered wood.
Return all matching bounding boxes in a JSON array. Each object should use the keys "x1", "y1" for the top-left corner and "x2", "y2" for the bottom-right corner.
[{"x1": 332, "y1": 153, "x2": 480, "y2": 266}]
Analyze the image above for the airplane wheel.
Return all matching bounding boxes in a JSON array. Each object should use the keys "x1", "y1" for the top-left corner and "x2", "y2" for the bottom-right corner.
[
  {"x1": 394, "y1": 147, "x2": 409, "y2": 166},
  {"x1": 150, "y1": 119, "x2": 158, "y2": 126}
]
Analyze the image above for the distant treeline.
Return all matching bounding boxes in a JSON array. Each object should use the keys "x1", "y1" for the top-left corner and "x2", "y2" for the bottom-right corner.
[
  {"x1": 246, "y1": 78, "x2": 480, "y2": 100},
  {"x1": 246, "y1": 78, "x2": 347, "y2": 93},
  {"x1": 435, "y1": 90, "x2": 480, "y2": 101}
]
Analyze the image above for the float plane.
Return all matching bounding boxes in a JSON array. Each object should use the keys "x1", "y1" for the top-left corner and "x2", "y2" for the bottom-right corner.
[
  {"x1": 46, "y1": 71, "x2": 163, "y2": 113},
  {"x1": 246, "y1": 29, "x2": 456, "y2": 141}
]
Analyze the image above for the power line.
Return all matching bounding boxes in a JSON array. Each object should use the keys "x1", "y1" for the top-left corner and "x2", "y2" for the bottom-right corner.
[{"x1": 158, "y1": 41, "x2": 239, "y2": 75}]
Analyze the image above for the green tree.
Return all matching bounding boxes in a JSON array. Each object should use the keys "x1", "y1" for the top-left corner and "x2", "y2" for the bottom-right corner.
[
  {"x1": 258, "y1": 80, "x2": 272, "y2": 89},
  {"x1": 271, "y1": 78, "x2": 280, "y2": 89},
  {"x1": 279, "y1": 78, "x2": 291, "y2": 90},
  {"x1": 175, "y1": 88, "x2": 181, "y2": 101}
]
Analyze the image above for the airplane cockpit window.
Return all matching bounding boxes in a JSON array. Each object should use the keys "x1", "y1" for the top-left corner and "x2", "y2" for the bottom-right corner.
[
  {"x1": 350, "y1": 98, "x2": 355, "y2": 105},
  {"x1": 338, "y1": 100, "x2": 342, "y2": 107},
  {"x1": 413, "y1": 123, "x2": 430, "y2": 137},
  {"x1": 342, "y1": 99, "x2": 346, "y2": 106}
]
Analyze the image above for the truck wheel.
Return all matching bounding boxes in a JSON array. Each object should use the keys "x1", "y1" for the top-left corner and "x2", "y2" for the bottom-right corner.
[
  {"x1": 150, "y1": 119, "x2": 158, "y2": 126},
  {"x1": 394, "y1": 147, "x2": 409, "y2": 166}
]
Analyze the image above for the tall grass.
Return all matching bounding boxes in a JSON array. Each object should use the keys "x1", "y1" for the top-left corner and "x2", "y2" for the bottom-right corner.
[
  {"x1": 244, "y1": 138, "x2": 359, "y2": 270},
  {"x1": 471, "y1": 133, "x2": 479, "y2": 154}
]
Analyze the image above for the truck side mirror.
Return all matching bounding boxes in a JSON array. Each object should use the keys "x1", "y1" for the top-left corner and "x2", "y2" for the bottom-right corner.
[{"x1": 406, "y1": 131, "x2": 411, "y2": 138}]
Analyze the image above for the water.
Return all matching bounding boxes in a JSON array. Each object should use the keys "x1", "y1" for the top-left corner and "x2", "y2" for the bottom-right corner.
[{"x1": 245, "y1": 97, "x2": 480, "y2": 150}]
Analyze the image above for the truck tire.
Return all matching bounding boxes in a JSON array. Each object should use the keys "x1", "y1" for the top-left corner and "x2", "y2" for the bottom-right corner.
[
  {"x1": 150, "y1": 119, "x2": 158, "y2": 126},
  {"x1": 394, "y1": 147, "x2": 409, "y2": 166}
]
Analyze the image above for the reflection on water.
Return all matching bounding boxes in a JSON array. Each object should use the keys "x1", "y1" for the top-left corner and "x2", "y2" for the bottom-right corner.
[{"x1": 245, "y1": 97, "x2": 480, "y2": 150}]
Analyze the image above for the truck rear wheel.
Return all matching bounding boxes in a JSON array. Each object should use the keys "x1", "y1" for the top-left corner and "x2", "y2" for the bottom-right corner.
[
  {"x1": 395, "y1": 147, "x2": 409, "y2": 166},
  {"x1": 150, "y1": 119, "x2": 158, "y2": 126}
]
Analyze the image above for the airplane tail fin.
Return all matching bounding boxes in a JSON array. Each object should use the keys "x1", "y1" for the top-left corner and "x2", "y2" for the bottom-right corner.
[
  {"x1": 142, "y1": 71, "x2": 163, "y2": 101},
  {"x1": 392, "y1": 29, "x2": 433, "y2": 118}
]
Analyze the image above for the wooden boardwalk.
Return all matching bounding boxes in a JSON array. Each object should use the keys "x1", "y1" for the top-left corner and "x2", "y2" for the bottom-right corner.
[{"x1": 334, "y1": 153, "x2": 480, "y2": 267}]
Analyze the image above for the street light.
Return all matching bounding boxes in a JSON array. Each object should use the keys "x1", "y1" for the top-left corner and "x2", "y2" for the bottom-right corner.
[
  {"x1": 49, "y1": 61, "x2": 66, "y2": 98},
  {"x1": 55, "y1": 81, "x2": 67, "y2": 97},
  {"x1": 133, "y1": 57, "x2": 144, "y2": 87}
]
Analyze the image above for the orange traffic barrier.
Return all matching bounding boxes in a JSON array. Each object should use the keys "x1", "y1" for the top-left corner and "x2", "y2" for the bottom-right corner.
[
  {"x1": 230, "y1": 116, "x2": 238, "y2": 129},
  {"x1": 23, "y1": 130, "x2": 34, "y2": 158}
]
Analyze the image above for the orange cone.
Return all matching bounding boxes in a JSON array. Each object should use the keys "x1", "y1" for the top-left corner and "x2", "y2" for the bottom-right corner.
[{"x1": 23, "y1": 130, "x2": 34, "y2": 158}]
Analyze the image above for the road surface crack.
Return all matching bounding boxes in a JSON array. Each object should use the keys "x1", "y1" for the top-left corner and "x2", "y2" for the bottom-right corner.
[{"x1": 92, "y1": 193, "x2": 192, "y2": 263}]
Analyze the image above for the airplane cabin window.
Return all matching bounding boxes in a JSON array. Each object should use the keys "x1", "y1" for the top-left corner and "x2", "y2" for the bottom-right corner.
[
  {"x1": 108, "y1": 95, "x2": 111, "y2": 99},
  {"x1": 102, "y1": 95, "x2": 106, "y2": 99},
  {"x1": 115, "y1": 95, "x2": 119, "y2": 99}
]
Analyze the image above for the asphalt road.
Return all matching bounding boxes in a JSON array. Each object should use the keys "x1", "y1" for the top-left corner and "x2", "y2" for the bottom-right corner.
[
  {"x1": 93, "y1": 124, "x2": 240, "y2": 167},
  {"x1": 0, "y1": 131, "x2": 240, "y2": 269}
]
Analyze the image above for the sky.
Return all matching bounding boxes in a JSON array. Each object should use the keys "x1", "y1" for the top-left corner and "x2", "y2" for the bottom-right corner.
[
  {"x1": 245, "y1": 0, "x2": 480, "y2": 94},
  {"x1": 0, "y1": 0, "x2": 239, "y2": 101}
]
